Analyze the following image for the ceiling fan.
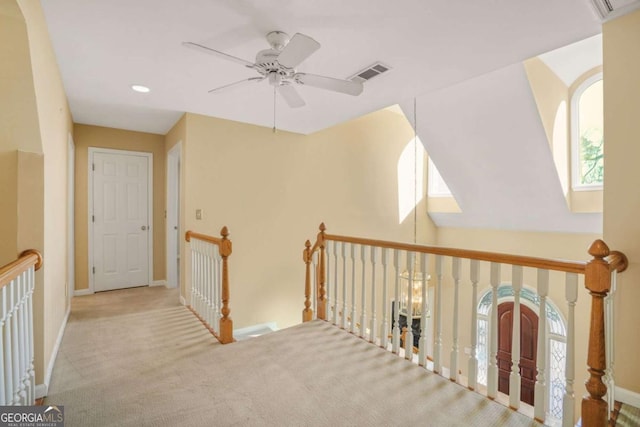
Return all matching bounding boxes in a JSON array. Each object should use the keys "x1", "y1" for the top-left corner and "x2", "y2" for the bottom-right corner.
[{"x1": 183, "y1": 31, "x2": 364, "y2": 108}]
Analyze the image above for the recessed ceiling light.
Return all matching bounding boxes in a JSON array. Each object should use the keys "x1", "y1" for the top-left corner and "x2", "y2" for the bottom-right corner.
[{"x1": 131, "y1": 84, "x2": 150, "y2": 93}]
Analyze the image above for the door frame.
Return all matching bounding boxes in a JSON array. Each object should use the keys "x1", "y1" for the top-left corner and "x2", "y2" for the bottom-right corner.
[
  {"x1": 166, "y1": 141, "x2": 181, "y2": 289},
  {"x1": 88, "y1": 147, "x2": 153, "y2": 294},
  {"x1": 67, "y1": 134, "x2": 75, "y2": 304}
]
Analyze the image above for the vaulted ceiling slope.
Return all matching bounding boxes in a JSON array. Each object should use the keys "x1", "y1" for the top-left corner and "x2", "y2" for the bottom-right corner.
[
  {"x1": 40, "y1": 0, "x2": 604, "y2": 135},
  {"x1": 400, "y1": 64, "x2": 602, "y2": 233}
]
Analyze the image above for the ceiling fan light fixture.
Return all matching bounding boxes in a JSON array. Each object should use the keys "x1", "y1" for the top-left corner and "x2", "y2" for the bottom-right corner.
[{"x1": 131, "y1": 84, "x2": 150, "y2": 93}]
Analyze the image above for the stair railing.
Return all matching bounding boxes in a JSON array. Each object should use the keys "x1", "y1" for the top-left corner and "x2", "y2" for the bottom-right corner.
[
  {"x1": 185, "y1": 227, "x2": 233, "y2": 344},
  {"x1": 0, "y1": 249, "x2": 43, "y2": 405},
  {"x1": 302, "y1": 223, "x2": 627, "y2": 427}
]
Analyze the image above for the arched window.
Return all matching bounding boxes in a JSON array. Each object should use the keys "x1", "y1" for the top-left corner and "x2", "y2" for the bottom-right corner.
[
  {"x1": 476, "y1": 285, "x2": 567, "y2": 422},
  {"x1": 571, "y1": 73, "x2": 603, "y2": 189}
]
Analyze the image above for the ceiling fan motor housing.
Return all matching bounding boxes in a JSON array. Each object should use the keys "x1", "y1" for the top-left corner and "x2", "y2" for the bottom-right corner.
[{"x1": 255, "y1": 49, "x2": 294, "y2": 80}]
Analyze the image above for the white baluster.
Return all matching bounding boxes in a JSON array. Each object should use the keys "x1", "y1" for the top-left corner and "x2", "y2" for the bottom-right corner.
[
  {"x1": 0, "y1": 285, "x2": 7, "y2": 405},
  {"x1": 433, "y1": 256, "x2": 443, "y2": 374},
  {"x1": 605, "y1": 270, "x2": 617, "y2": 413},
  {"x1": 468, "y1": 260, "x2": 479, "y2": 390},
  {"x1": 359, "y1": 245, "x2": 367, "y2": 339},
  {"x1": 18, "y1": 273, "x2": 27, "y2": 404},
  {"x1": 333, "y1": 241, "x2": 339, "y2": 326},
  {"x1": 4, "y1": 282, "x2": 14, "y2": 405},
  {"x1": 509, "y1": 265, "x2": 523, "y2": 410},
  {"x1": 341, "y1": 242, "x2": 348, "y2": 330},
  {"x1": 206, "y1": 243, "x2": 213, "y2": 329},
  {"x1": 487, "y1": 263, "x2": 501, "y2": 399},
  {"x1": 325, "y1": 242, "x2": 331, "y2": 321},
  {"x1": 369, "y1": 246, "x2": 377, "y2": 343},
  {"x1": 450, "y1": 257, "x2": 461, "y2": 381},
  {"x1": 214, "y1": 246, "x2": 221, "y2": 334},
  {"x1": 27, "y1": 268, "x2": 35, "y2": 405},
  {"x1": 392, "y1": 249, "x2": 401, "y2": 354},
  {"x1": 562, "y1": 273, "x2": 578, "y2": 427},
  {"x1": 350, "y1": 244, "x2": 357, "y2": 334},
  {"x1": 12, "y1": 277, "x2": 21, "y2": 404},
  {"x1": 405, "y1": 251, "x2": 415, "y2": 360},
  {"x1": 418, "y1": 253, "x2": 429, "y2": 367},
  {"x1": 534, "y1": 269, "x2": 549, "y2": 423},
  {"x1": 380, "y1": 248, "x2": 389, "y2": 349}
]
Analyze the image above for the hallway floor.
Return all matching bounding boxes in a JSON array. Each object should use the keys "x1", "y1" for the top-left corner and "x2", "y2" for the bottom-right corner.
[{"x1": 44, "y1": 286, "x2": 221, "y2": 426}]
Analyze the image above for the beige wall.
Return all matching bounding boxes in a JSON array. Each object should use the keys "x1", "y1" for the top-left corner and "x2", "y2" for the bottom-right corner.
[
  {"x1": 603, "y1": 9, "x2": 640, "y2": 393},
  {"x1": 181, "y1": 109, "x2": 437, "y2": 330},
  {"x1": 0, "y1": 1, "x2": 42, "y2": 264},
  {"x1": 19, "y1": 0, "x2": 74, "y2": 386},
  {"x1": 73, "y1": 124, "x2": 166, "y2": 290},
  {"x1": 1, "y1": 0, "x2": 73, "y2": 387}
]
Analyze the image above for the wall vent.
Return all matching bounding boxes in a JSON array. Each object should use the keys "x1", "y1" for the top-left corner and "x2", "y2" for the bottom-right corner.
[{"x1": 349, "y1": 62, "x2": 391, "y2": 83}]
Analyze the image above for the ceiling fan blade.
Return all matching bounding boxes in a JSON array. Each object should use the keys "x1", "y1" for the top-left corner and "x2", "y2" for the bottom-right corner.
[
  {"x1": 183, "y1": 41, "x2": 256, "y2": 69},
  {"x1": 276, "y1": 33, "x2": 320, "y2": 69},
  {"x1": 208, "y1": 77, "x2": 265, "y2": 93},
  {"x1": 294, "y1": 73, "x2": 363, "y2": 96},
  {"x1": 277, "y1": 84, "x2": 305, "y2": 108}
]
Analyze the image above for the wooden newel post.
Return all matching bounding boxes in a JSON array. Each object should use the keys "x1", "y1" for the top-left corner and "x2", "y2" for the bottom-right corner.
[
  {"x1": 582, "y1": 240, "x2": 611, "y2": 427},
  {"x1": 303, "y1": 240, "x2": 313, "y2": 322},
  {"x1": 317, "y1": 223, "x2": 327, "y2": 321},
  {"x1": 219, "y1": 226, "x2": 233, "y2": 344}
]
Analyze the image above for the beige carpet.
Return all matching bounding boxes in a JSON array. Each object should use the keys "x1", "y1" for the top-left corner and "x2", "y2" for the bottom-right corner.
[{"x1": 46, "y1": 286, "x2": 541, "y2": 426}]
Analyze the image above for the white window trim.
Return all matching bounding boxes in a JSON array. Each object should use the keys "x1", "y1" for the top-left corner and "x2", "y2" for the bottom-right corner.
[{"x1": 571, "y1": 72, "x2": 604, "y2": 191}]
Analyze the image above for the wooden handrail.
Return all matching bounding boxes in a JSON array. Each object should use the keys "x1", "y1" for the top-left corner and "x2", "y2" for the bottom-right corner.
[
  {"x1": 185, "y1": 227, "x2": 233, "y2": 344},
  {"x1": 0, "y1": 249, "x2": 43, "y2": 289}
]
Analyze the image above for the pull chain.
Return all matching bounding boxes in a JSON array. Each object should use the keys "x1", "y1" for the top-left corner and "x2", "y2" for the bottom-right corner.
[
  {"x1": 273, "y1": 85, "x2": 277, "y2": 133},
  {"x1": 413, "y1": 97, "x2": 418, "y2": 245}
]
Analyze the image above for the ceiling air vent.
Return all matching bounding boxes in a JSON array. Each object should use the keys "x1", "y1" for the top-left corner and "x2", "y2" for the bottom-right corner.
[
  {"x1": 590, "y1": 0, "x2": 640, "y2": 20},
  {"x1": 349, "y1": 62, "x2": 391, "y2": 84}
]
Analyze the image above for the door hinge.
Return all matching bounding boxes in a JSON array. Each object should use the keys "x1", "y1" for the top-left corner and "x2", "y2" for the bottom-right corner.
[
  {"x1": 92, "y1": 266, "x2": 95, "y2": 274},
  {"x1": 92, "y1": 215, "x2": 95, "y2": 223},
  {"x1": 92, "y1": 163, "x2": 95, "y2": 171}
]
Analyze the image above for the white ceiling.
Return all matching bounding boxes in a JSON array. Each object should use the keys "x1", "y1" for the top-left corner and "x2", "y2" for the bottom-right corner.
[
  {"x1": 40, "y1": 0, "x2": 604, "y2": 135},
  {"x1": 40, "y1": 0, "x2": 623, "y2": 233},
  {"x1": 538, "y1": 34, "x2": 602, "y2": 86}
]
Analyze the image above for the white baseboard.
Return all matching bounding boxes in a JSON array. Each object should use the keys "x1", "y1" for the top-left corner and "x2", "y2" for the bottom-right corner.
[
  {"x1": 235, "y1": 322, "x2": 279, "y2": 335},
  {"x1": 36, "y1": 306, "x2": 70, "y2": 399},
  {"x1": 615, "y1": 386, "x2": 640, "y2": 407},
  {"x1": 74, "y1": 288, "x2": 93, "y2": 296},
  {"x1": 179, "y1": 295, "x2": 186, "y2": 306},
  {"x1": 150, "y1": 280, "x2": 168, "y2": 287}
]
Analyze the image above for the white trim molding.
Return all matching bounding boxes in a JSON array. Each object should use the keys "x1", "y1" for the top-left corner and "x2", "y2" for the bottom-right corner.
[
  {"x1": 36, "y1": 306, "x2": 71, "y2": 399},
  {"x1": 150, "y1": 280, "x2": 168, "y2": 287},
  {"x1": 74, "y1": 288, "x2": 94, "y2": 297},
  {"x1": 615, "y1": 386, "x2": 640, "y2": 408}
]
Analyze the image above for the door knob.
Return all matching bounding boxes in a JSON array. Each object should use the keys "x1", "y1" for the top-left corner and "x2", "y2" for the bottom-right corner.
[{"x1": 141, "y1": 225, "x2": 147, "y2": 231}]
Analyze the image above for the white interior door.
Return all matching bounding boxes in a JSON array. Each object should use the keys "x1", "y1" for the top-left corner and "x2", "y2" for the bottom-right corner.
[{"x1": 91, "y1": 149, "x2": 151, "y2": 292}]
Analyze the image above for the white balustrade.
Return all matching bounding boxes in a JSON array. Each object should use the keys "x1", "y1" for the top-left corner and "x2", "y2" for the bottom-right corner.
[
  {"x1": 392, "y1": 249, "x2": 401, "y2": 354},
  {"x1": 604, "y1": 269, "x2": 617, "y2": 414},
  {"x1": 509, "y1": 265, "x2": 523, "y2": 409},
  {"x1": 301, "y1": 225, "x2": 626, "y2": 427},
  {"x1": 487, "y1": 262, "x2": 500, "y2": 399},
  {"x1": 350, "y1": 244, "x2": 357, "y2": 335},
  {"x1": 468, "y1": 260, "x2": 479, "y2": 390},
  {"x1": 1, "y1": 257, "x2": 37, "y2": 406},
  {"x1": 405, "y1": 252, "x2": 415, "y2": 360},
  {"x1": 418, "y1": 252, "x2": 428, "y2": 367},
  {"x1": 450, "y1": 257, "x2": 461, "y2": 381},
  {"x1": 380, "y1": 248, "x2": 389, "y2": 348},
  {"x1": 433, "y1": 255, "x2": 443, "y2": 374},
  {"x1": 369, "y1": 246, "x2": 378, "y2": 343},
  {"x1": 563, "y1": 273, "x2": 578, "y2": 427},
  {"x1": 341, "y1": 242, "x2": 348, "y2": 330},
  {"x1": 189, "y1": 238, "x2": 223, "y2": 336},
  {"x1": 534, "y1": 269, "x2": 549, "y2": 423}
]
